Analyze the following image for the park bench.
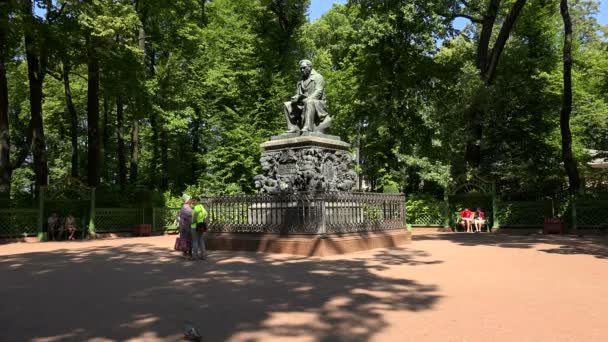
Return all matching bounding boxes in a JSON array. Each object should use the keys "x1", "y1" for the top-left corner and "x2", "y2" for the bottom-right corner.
[
  {"x1": 453, "y1": 212, "x2": 491, "y2": 232},
  {"x1": 47, "y1": 216, "x2": 87, "y2": 241}
]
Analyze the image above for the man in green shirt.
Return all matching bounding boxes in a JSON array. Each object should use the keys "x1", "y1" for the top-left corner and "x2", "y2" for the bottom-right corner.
[{"x1": 190, "y1": 196, "x2": 208, "y2": 260}]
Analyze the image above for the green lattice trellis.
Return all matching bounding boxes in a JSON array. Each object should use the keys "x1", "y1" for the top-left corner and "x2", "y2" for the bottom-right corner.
[
  {"x1": 153, "y1": 207, "x2": 180, "y2": 232},
  {"x1": 445, "y1": 174, "x2": 497, "y2": 230},
  {"x1": 575, "y1": 200, "x2": 608, "y2": 227},
  {"x1": 40, "y1": 177, "x2": 95, "y2": 240},
  {"x1": 495, "y1": 201, "x2": 551, "y2": 227},
  {"x1": 95, "y1": 208, "x2": 143, "y2": 232},
  {"x1": 0, "y1": 209, "x2": 38, "y2": 237},
  {"x1": 410, "y1": 212, "x2": 444, "y2": 226}
]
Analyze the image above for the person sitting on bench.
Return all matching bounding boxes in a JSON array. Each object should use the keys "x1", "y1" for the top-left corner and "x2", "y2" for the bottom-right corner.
[
  {"x1": 64, "y1": 214, "x2": 77, "y2": 241},
  {"x1": 48, "y1": 212, "x2": 62, "y2": 240},
  {"x1": 460, "y1": 208, "x2": 473, "y2": 232},
  {"x1": 474, "y1": 207, "x2": 486, "y2": 232}
]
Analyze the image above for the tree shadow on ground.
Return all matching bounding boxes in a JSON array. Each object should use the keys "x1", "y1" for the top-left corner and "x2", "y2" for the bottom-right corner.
[
  {"x1": 0, "y1": 244, "x2": 442, "y2": 342},
  {"x1": 414, "y1": 233, "x2": 608, "y2": 259}
]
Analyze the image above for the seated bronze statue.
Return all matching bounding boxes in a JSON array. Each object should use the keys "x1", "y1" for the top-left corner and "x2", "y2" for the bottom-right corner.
[{"x1": 283, "y1": 59, "x2": 332, "y2": 134}]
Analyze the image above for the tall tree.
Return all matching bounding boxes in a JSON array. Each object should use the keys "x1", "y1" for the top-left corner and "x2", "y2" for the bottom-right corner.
[
  {"x1": 116, "y1": 95, "x2": 127, "y2": 188},
  {"x1": 559, "y1": 0, "x2": 580, "y2": 194},
  {"x1": 22, "y1": 0, "x2": 49, "y2": 192},
  {"x1": 130, "y1": 119, "x2": 139, "y2": 183},
  {"x1": 130, "y1": 0, "x2": 150, "y2": 185},
  {"x1": 63, "y1": 62, "x2": 79, "y2": 178},
  {"x1": 0, "y1": 0, "x2": 11, "y2": 199},
  {"x1": 86, "y1": 34, "x2": 100, "y2": 187},
  {"x1": 47, "y1": 5, "x2": 83, "y2": 180},
  {"x1": 453, "y1": 0, "x2": 529, "y2": 167},
  {"x1": 0, "y1": 0, "x2": 30, "y2": 199},
  {"x1": 75, "y1": 0, "x2": 140, "y2": 187}
]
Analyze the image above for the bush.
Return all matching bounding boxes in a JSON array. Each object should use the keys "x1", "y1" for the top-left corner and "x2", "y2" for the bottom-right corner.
[{"x1": 406, "y1": 194, "x2": 444, "y2": 225}]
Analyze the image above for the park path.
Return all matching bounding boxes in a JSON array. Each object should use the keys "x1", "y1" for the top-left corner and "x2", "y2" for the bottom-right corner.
[{"x1": 1, "y1": 232, "x2": 607, "y2": 342}]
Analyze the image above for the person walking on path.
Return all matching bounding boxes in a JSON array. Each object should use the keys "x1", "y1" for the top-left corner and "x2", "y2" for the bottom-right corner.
[
  {"x1": 190, "y1": 196, "x2": 208, "y2": 260},
  {"x1": 177, "y1": 194, "x2": 193, "y2": 258}
]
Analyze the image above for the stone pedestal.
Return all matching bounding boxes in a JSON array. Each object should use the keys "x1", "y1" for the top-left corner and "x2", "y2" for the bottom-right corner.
[
  {"x1": 206, "y1": 230, "x2": 412, "y2": 256},
  {"x1": 254, "y1": 133, "x2": 358, "y2": 193}
]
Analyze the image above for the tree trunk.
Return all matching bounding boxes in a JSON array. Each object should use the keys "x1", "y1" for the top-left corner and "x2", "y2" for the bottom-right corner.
[
  {"x1": 464, "y1": 96, "x2": 485, "y2": 167},
  {"x1": 0, "y1": 7, "x2": 10, "y2": 199},
  {"x1": 116, "y1": 96, "x2": 127, "y2": 188},
  {"x1": 191, "y1": 114, "x2": 200, "y2": 183},
  {"x1": 130, "y1": 119, "x2": 139, "y2": 184},
  {"x1": 149, "y1": 42, "x2": 158, "y2": 188},
  {"x1": 139, "y1": 26, "x2": 149, "y2": 75},
  {"x1": 560, "y1": 0, "x2": 580, "y2": 194},
  {"x1": 62, "y1": 62, "x2": 79, "y2": 178},
  {"x1": 102, "y1": 95, "x2": 109, "y2": 156},
  {"x1": 24, "y1": 28, "x2": 48, "y2": 192},
  {"x1": 464, "y1": 0, "x2": 528, "y2": 167},
  {"x1": 160, "y1": 126, "x2": 168, "y2": 190},
  {"x1": 2, "y1": 2, "x2": 33, "y2": 196},
  {"x1": 149, "y1": 112, "x2": 159, "y2": 186},
  {"x1": 101, "y1": 95, "x2": 110, "y2": 182},
  {"x1": 200, "y1": 0, "x2": 208, "y2": 26},
  {"x1": 86, "y1": 35, "x2": 100, "y2": 187}
]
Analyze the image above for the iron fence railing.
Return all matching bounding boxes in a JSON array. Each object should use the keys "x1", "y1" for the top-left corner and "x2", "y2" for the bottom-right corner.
[
  {"x1": 203, "y1": 192, "x2": 406, "y2": 234},
  {"x1": 7, "y1": 194, "x2": 605, "y2": 238}
]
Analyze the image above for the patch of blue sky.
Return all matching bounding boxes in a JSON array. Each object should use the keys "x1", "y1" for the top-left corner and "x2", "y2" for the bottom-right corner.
[
  {"x1": 310, "y1": 0, "x2": 607, "y2": 27},
  {"x1": 596, "y1": 1, "x2": 608, "y2": 25},
  {"x1": 309, "y1": 0, "x2": 347, "y2": 22}
]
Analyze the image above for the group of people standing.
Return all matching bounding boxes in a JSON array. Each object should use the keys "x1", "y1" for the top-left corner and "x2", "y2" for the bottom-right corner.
[
  {"x1": 460, "y1": 207, "x2": 486, "y2": 233},
  {"x1": 176, "y1": 194, "x2": 209, "y2": 260}
]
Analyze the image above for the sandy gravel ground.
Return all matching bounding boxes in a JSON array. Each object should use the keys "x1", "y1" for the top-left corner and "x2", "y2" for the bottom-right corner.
[{"x1": 1, "y1": 232, "x2": 607, "y2": 342}]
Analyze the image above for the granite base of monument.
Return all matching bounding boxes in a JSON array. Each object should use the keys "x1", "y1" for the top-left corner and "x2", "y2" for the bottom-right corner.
[
  {"x1": 205, "y1": 230, "x2": 412, "y2": 257},
  {"x1": 205, "y1": 191, "x2": 409, "y2": 256},
  {"x1": 254, "y1": 134, "x2": 358, "y2": 194}
]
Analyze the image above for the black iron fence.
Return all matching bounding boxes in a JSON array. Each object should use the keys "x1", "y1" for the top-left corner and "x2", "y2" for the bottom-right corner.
[
  {"x1": 204, "y1": 192, "x2": 406, "y2": 235},
  {"x1": 2, "y1": 192, "x2": 406, "y2": 238}
]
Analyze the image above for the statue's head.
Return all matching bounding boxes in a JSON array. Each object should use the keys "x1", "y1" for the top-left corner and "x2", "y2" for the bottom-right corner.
[
  {"x1": 299, "y1": 59, "x2": 312, "y2": 79},
  {"x1": 253, "y1": 175, "x2": 264, "y2": 188}
]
